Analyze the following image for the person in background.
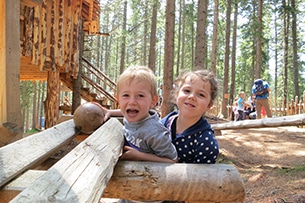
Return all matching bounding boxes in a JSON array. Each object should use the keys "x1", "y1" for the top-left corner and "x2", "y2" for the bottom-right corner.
[
  {"x1": 252, "y1": 79, "x2": 272, "y2": 119},
  {"x1": 245, "y1": 96, "x2": 256, "y2": 119},
  {"x1": 236, "y1": 91, "x2": 246, "y2": 121},
  {"x1": 231, "y1": 97, "x2": 239, "y2": 121}
]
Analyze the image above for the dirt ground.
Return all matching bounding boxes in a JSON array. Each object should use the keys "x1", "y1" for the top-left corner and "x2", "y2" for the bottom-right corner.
[{"x1": 217, "y1": 126, "x2": 305, "y2": 203}]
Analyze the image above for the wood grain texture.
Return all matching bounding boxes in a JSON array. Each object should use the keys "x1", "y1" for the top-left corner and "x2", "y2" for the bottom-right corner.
[{"x1": 10, "y1": 118, "x2": 124, "y2": 203}]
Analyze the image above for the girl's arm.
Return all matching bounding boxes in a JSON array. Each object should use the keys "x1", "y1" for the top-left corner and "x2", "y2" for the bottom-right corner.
[{"x1": 120, "y1": 146, "x2": 177, "y2": 163}]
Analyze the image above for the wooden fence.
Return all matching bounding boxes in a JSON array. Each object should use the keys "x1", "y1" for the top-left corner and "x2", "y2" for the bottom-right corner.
[{"x1": 207, "y1": 91, "x2": 305, "y2": 119}]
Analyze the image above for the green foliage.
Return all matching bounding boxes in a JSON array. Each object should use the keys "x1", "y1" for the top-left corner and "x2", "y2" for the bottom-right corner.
[{"x1": 94, "y1": 0, "x2": 305, "y2": 112}]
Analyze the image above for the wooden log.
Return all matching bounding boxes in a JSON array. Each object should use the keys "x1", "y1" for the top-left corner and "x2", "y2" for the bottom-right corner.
[
  {"x1": 0, "y1": 119, "x2": 76, "y2": 188},
  {"x1": 10, "y1": 118, "x2": 124, "y2": 203},
  {"x1": 211, "y1": 114, "x2": 305, "y2": 130},
  {"x1": 0, "y1": 170, "x2": 45, "y2": 202},
  {"x1": 3, "y1": 162, "x2": 245, "y2": 203},
  {"x1": 103, "y1": 161, "x2": 245, "y2": 202}
]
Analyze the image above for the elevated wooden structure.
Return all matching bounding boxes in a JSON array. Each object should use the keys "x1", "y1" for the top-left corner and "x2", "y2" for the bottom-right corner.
[
  {"x1": 1, "y1": 0, "x2": 113, "y2": 135},
  {"x1": 0, "y1": 119, "x2": 246, "y2": 203}
]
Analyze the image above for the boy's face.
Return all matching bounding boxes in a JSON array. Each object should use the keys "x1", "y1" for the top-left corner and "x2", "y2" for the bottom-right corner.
[{"x1": 118, "y1": 79, "x2": 158, "y2": 123}]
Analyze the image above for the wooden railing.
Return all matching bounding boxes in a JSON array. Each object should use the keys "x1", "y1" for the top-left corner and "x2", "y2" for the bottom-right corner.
[
  {"x1": 60, "y1": 58, "x2": 118, "y2": 110},
  {"x1": 1, "y1": 118, "x2": 246, "y2": 202},
  {"x1": 219, "y1": 91, "x2": 305, "y2": 120},
  {"x1": 81, "y1": 57, "x2": 118, "y2": 109}
]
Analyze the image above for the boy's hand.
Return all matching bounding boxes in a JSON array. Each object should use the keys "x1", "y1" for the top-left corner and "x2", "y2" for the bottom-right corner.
[{"x1": 120, "y1": 146, "x2": 143, "y2": 161}]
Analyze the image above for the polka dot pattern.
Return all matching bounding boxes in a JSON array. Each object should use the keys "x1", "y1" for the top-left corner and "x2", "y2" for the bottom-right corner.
[
  {"x1": 174, "y1": 130, "x2": 219, "y2": 164},
  {"x1": 161, "y1": 111, "x2": 220, "y2": 164}
]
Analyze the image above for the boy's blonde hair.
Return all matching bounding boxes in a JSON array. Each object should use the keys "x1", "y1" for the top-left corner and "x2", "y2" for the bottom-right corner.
[{"x1": 117, "y1": 66, "x2": 158, "y2": 98}]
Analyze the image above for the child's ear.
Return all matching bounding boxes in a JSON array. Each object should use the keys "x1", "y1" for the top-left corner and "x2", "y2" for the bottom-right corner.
[
  {"x1": 207, "y1": 101, "x2": 214, "y2": 109},
  {"x1": 150, "y1": 95, "x2": 159, "y2": 108}
]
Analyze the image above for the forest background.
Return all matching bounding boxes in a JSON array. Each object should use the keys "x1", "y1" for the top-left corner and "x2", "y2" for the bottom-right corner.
[{"x1": 21, "y1": 0, "x2": 305, "y2": 132}]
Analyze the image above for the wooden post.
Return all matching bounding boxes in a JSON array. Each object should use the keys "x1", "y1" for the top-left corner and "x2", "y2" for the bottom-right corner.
[{"x1": 0, "y1": 0, "x2": 23, "y2": 136}]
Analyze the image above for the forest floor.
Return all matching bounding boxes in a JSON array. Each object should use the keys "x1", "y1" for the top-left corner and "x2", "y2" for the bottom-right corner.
[{"x1": 217, "y1": 126, "x2": 305, "y2": 203}]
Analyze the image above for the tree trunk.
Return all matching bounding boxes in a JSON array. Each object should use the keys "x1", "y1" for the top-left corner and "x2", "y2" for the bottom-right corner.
[
  {"x1": 148, "y1": 0, "x2": 158, "y2": 73},
  {"x1": 120, "y1": 1, "x2": 127, "y2": 75},
  {"x1": 255, "y1": 0, "x2": 263, "y2": 78},
  {"x1": 229, "y1": 2, "x2": 238, "y2": 105},
  {"x1": 194, "y1": 0, "x2": 208, "y2": 69},
  {"x1": 221, "y1": 0, "x2": 231, "y2": 118},
  {"x1": 282, "y1": 0, "x2": 288, "y2": 116},
  {"x1": 162, "y1": 0, "x2": 175, "y2": 117},
  {"x1": 211, "y1": 0, "x2": 219, "y2": 75},
  {"x1": 45, "y1": 70, "x2": 60, "y2": 128},
  {"x1": 291, "y1": 0, "x2": 299, "y2": 98}
]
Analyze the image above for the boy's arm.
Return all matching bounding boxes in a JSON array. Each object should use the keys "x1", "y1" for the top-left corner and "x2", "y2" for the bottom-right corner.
[
  {"x1": 120, "y1": 146, "x2": 177, "y2": 163},
  {"x1": 101, "y1": 108, "x2": 122, "y2": 121}
]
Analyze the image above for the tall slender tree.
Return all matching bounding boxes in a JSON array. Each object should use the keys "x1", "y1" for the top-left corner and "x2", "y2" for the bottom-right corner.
[
  {"x1": 256, "y1": 0, "x2": 263, "y2": 78},
  {"x1": 194, "y1": 0, "x2": 208, "y2": 69},
  {"x1": 148, "y1": 0, "x2": 158, "y2": 72},
  {"x1": 229, "y1": 1, "x2": 238, "y2": 106},
  {"x1": 120, "y1": 1, "x2": 127, "y2": 74},
  {"x1": 291, "y1": 0, "x2": 299, "y2": 98},
  {"x1": 221, "y1": 0, "x2": 232, "y2": 118},
  {"x1": 162, "y1": 0, "x2": 175, "y2": 117},
  {"x1": 211, "y1": 0, "x2": 219, "y2": 75}
]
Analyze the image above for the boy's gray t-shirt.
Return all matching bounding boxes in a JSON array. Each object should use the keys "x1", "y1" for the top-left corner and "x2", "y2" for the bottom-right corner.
[{"x1": 123, "y1": 111, "x2": 177, "y2": 160}]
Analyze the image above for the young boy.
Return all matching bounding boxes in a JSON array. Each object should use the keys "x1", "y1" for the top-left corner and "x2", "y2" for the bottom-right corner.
[
  {"x1": 117, "y1": 66, "x2": 177, "y2": 162},
  {"x1": 117, "y1": 66, "x2": 177, "y2": 203}
]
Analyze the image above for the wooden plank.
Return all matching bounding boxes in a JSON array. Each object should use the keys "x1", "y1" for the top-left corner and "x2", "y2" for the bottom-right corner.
[
  {"x1": 211, "y1": 114, "x2": 305, "y2": 130},
  {"x1": 21, "y1": 0, "x2": 43, "y2": 7},
  {"x1": 103, "y1": 161, "x2": 245, "y2": 202},
  {"x1": 10, "y1": 118, "x2": 124, "y2": 203},
  {"x1": 20, "y1": 56, "x2": 47, "y2": 81},
  {"x1": 0, "y1": 119, "x2": 76, "y2": 188}
]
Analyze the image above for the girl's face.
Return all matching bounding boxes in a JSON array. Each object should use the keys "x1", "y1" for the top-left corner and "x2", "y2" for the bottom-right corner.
[
  {"x1": 176, "y1": 75, "x2": 212, "y2": 119},
  {"x1": 118, "y1": 79, "x2": 158, "y2": 123}
]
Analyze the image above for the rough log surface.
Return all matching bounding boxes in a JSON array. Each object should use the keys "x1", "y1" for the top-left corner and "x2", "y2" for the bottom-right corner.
[
  {"x1": 10, "y1": 118, "x2": 124, "y2": 203},
  {"x1": 103, "y1": 161, "x2": 245, "y2": 202},
  {"x1": 0, "y1": 119, "x2": 76, "y2": 188},
  {"x1": 211, "y1": 114, "x2": 305, "y2": 130}
]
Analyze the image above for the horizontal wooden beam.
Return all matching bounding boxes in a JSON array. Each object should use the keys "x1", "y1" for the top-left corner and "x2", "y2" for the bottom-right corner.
[
  {"x1": 3, "y1": 162, "x2": 245, "y2": 203},
  {"x1": 0, "y1": 119, "x2": 76, "y2": 188},
  {"x1": 21, "y1": 0, "x2": 42, "y2": 7},
  {"x1": 20, "y1": 56, "x2": 47, "y2": 81},
  {"x1": 211, "y1": 114, "x2": 305, "y2": 130},
  {"x1": 103, "y1": 161, "x2": 245, "y2": 202}
]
